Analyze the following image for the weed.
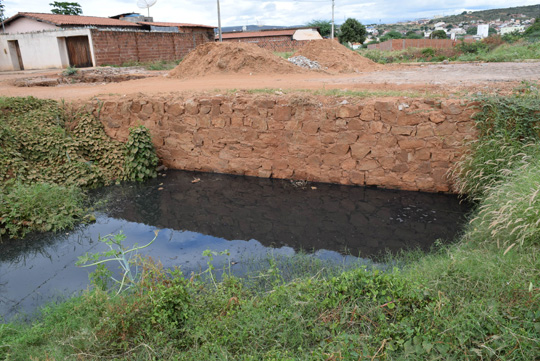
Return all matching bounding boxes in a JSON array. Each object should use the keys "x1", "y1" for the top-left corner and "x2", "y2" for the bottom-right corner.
[
  {"x1": 76, "y1": 230, "x2": 159, "y2": 293},
  {"x1": 123, "y1": 125, "x2": 159, "y2": 182},
  {"x1": 0, "y1": 182, "x2": 84, "y2": 239},
  {"x1": 62, "y1": 65, "x2": 78, "y2": 76}
]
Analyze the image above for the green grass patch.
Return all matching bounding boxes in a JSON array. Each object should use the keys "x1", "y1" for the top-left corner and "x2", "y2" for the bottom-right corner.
[
  {"x1": 0, "y1": 182, "x2": 85, "y2": 240},
  {"x1": 360, "y1": 39, "x2": 540, "y2": 64},
  {"x1": 228, "y1": 88, "x2": 440, "y2": 99},
  {"x1": 104, "y1": 59, "x2": 182, "y2": 71},
  {"x1": 274, "y1": 51, "x2": 295, "y2": 59},
  {"x1": 1, "y1": 242, "x2": 538, "y2": 360}
]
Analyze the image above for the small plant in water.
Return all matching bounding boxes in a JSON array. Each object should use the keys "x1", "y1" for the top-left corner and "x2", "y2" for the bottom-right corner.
[{"x1": 76, "y1": 230, "x2": 159, "y2": 293}]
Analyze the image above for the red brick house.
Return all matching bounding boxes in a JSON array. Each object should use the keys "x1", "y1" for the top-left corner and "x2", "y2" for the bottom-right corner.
[{"x1": 0, "y1": 12, "x2": 214, "y2": 71}]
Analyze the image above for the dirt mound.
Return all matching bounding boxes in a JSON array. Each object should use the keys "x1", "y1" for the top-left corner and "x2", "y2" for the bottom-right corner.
[
  {"x1": 293, "y1": 40, "x2": 381, "y2": 73},
  {"x1": 169, "y1": 42, "x2": 306, "y2": 78}
]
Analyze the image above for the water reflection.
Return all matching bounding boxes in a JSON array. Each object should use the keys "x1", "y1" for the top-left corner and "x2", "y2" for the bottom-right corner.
[
  {"x1": 99, "y1": 171, "x2": 469, "y2": 256},
  {"x1": 0, "y1": 170, "x2": 470, "y2": 320}
]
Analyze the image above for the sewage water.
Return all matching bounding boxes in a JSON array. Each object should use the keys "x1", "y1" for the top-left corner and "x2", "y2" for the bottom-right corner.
[{"x1": 0, "y1": 170, "x2": 470, "y2": 320}]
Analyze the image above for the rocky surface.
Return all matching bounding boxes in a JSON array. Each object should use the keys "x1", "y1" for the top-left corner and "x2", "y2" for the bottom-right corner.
[{"x1": 288, "y1": 56, "x2": 322, "y2": 70}]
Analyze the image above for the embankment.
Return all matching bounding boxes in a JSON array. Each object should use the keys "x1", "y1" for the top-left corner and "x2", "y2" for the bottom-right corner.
[{"x1": 89, "y1": 93, "x2": 476, "y2": 192}]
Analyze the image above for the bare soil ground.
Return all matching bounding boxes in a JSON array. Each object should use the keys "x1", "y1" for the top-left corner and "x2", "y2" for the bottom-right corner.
[{"x1": 1, "y1": 61, "x2": 539, "y2": 101}]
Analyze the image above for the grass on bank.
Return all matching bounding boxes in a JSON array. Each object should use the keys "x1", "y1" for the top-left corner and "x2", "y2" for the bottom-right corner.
[
  {"x1": 0, "y1": 240, "x2": 538, "y2": 360},
  {"x1": 0, "y1": 97, "x2": 158, "y2": 239}
]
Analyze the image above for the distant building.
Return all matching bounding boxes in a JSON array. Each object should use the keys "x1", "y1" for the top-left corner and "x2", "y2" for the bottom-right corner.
[
  {"x1": 500, "y1": 25, "x2": 526, "y2": 35},
  {"x1": 219, "y1": 28, "x2": 322, "y2": 52}
]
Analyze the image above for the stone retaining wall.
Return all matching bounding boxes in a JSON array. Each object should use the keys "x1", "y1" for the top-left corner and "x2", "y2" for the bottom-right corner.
[{"x1": 91, "y1": 94, "x2": 476, "y2": 193}]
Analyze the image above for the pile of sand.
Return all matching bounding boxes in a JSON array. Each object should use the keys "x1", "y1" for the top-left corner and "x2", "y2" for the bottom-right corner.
[
  {"x1": 293, "y1": 40, "x2": 381, "y2": 73},
  {"x1": 169, "y1": 42, "x2": 306, "y2": 78}
]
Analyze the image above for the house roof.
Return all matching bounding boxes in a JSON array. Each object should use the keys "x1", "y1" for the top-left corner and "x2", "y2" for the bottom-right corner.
[
  {"x1": 139, "y1": 21, "x2": 214, "y2": 29},
  {"x1": 220, "y1": 29, "x2": 296, "y2": 39},
  {"x1": 4, "y1": 12, "x2": 142, "y2": 27}
]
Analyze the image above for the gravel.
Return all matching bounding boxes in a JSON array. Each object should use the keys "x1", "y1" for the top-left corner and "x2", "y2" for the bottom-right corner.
[{"x1": 287, "y1": 56, "x2": 321, "y2": 70}]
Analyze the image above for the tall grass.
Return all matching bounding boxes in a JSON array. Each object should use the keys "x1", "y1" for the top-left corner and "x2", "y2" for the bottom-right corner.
[
  {"x1": 451, "y1": 88, "x2": 540, "y2": 200},
  {"x1": 466, "y1": 161, "x2": 540, "y2": 247}
]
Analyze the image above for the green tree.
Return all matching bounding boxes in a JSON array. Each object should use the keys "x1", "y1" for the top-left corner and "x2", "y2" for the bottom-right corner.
[
  {"x1": 430, "y1": 30, "x2": 447, "y2": 39},
  {"x1": 306, "y1": 19, "x2": 336, "y2": 38},
  {"x1": 49, "y1": 2, "x2": 82, "y2": 15},
  {"x1": 378, "y1": 30, "x2": 402, "y2": 42},
  {"x1": 406, "y1": 31, "x2": 423, "y2": 39},
  {"x1": 339, "y1": 18, "x2": 367, "y2": 44},
  {"x1": 466, "y1": 26, "x2": 477, "y2": 35},
  {"x1": 0, "y1": 0, "x2": 5, "y2": 20}
]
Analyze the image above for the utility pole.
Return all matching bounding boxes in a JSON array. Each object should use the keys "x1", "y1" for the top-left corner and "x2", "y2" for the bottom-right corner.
[
  {"x1": 217, "y1": 0, "x2": 222, "y2": 42},
  {"x1": 331, "y1": 0, "x2": 335, "y2": 40}
]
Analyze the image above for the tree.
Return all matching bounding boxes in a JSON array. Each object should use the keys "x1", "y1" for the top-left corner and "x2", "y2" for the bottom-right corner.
[
  {"x1": 50, "y1": 2, "x2": 82, "y2": 15},
  {"x1": 0, "y1": 0, "x2": 5, "y2": 20},
  {"x1": 466, "y1": 26, "x2": 477, "y2": 35},
  {"x1": 378, "y1": 30, "x2": 402, "y2": 42},
  {"x1": 406, "y1": 31, "x2": 423, "y2": 39},
  {"x1": 339, "y1": 18, "x2": 367, "y2": 44},
  {"x1": 430, "y1": 30, "x2": 447, "y2": 39},
  {"x1": 306, "y1": 19, "x2": 337, "y2": 38}
]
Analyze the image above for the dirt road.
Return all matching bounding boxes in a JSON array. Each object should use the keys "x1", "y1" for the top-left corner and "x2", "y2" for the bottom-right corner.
[{"x1": 1, "y1": 61, "x2": 538, "y2": 101}]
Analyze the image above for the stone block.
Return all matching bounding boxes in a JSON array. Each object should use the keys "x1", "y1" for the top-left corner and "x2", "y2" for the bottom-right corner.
[
  {"x1": 351, "y1": 144, "x2": 371, "y2": 159},
  {"x1": 435, "y1": 122, "x2": 457, "y2": 136},
  {"x1": 429, "y1": 113, "x2": 446, "y2": 123},
  {"x1": 185, "y1": 99, "x2": 199, "y2": 115},
  {"x1": 357, "y1": 159, "x2": 379, "y2": 171},
  {"x1": 360, "y1": 105, "x2": 376, "y2": 121},
  {"x1": 441, "y1": 101, "x2": 463, "y2": 115},
  {"x1": 166, "y1": 103, "x2": 184, "y2": 116},
  {"x1": 329, "y1": 144, "x2": 350, "y2": 156},
  {"x1": 391, "y1": 126, "x2": 415, "y2": 136},
  {"x1": 337, "y1": 105, "x2": 360, "y2": 118},
  {"x1": 274, "y1": 106, "x2": 292, "y2": 121}
]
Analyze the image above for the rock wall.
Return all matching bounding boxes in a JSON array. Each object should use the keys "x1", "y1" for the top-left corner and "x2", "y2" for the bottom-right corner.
[{"x1": 91, "y1": 94, "x2": 476, "y2": 193}]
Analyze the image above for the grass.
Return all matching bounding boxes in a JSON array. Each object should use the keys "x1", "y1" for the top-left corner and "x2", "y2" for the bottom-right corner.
[
  {"x1": 274, "y1": 51, "x2": 295, "y2": 59},
  {"x1": 0, "y1": 241, "x2": 538, "y2": 360},
  {"x1": 112, "y1": 59, "x2": 181, "y2": 71},
  {"x1": 227, "y1": 87, "x2": 441, "y2": 99},
  {"x1": 0, "y1": 182, "x2": 85, "y2": 240},
  {"x1": 359, "y1": 38, "x2": 540, "y2": 64}
]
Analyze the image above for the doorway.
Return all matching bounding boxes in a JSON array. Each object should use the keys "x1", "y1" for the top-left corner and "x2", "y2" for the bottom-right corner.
[
  {"x1": 7, "y1": 40, "x2": 24, "y2": 71},
  {"x1": 65, "y1": 36, "x2": 93, "y2": 68}
]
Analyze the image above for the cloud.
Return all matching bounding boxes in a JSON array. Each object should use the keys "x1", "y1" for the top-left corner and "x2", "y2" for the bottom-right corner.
[{"x1": 3, "y1": 0, "x2": 539, "y2": 26}]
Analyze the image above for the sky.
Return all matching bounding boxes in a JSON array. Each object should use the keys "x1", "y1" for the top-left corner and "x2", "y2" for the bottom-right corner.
[{"x1": 3, "y1": 0, "x2": 540, "y2": 27}]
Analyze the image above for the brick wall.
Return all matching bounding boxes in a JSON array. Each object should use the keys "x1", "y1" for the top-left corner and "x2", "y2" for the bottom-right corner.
[
  {"x1": 368, "y1": 39, "x2": 458, "y2": 51},
  {"x1": 222, "y1": 36, "x2": 307, "y2": 52},
  {"x1": 90, "y1": 29, "x2": 214, "y2": 65},
  {"x1": 90, "y1": 94, "x2": 476, "y2": 193}
]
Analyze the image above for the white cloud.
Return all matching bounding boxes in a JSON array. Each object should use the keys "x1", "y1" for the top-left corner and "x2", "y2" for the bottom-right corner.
[{"x1": 3, "y1": 0, "x2": 539, "y2": 26}]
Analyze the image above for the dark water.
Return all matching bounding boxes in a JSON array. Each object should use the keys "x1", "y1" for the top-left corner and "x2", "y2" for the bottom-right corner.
[{"x1": 0, "y1": 170, "x2": 470, "y2": 320}]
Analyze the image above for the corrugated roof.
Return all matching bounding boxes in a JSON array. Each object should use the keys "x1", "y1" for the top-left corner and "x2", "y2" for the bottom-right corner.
[
  {"x1": 220, "y1": 29, "x2": 296, "y2": 39},
  {"x1": 139, "y1": 21, "x2": 214, "y2": 29},
  {"x1": 6, "y1": 12, "x2": 141, "y2": 27}
]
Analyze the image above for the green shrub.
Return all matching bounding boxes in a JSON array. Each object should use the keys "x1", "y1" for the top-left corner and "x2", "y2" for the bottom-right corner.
[
  {"x1": 0, "y1": 182, "x2": 84, "y2": 239},
  {"x1": 123, "y1": 125, "x2": 158, "y2": 182}
]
